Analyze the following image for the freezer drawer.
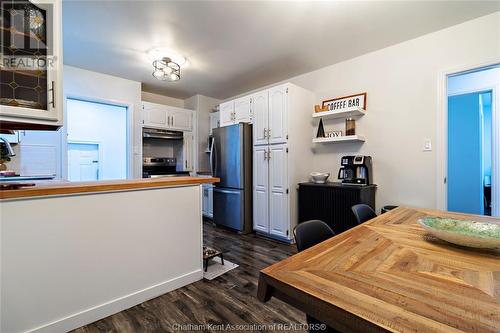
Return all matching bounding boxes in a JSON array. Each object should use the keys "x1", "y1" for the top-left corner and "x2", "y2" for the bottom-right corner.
[{"x1": 213, "y1": 187, "x2": 251, "y2": 233}]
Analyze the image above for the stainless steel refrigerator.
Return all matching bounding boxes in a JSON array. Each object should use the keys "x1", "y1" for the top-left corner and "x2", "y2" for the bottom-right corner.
[{"x1": 210, "y1": 123, "x2": 252, "y2": 233}]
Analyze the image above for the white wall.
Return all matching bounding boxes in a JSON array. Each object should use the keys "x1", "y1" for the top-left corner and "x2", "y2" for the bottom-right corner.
[
  {"x1": 141, "y1": 91, "x2": 185, "y2": 108},
  {"x1": 67, "y1": 99, "x2": 128, "y2": 180},
  {"x1": 185, "y1": 94, "x2": 220, "y2": 172},
  {"x1": 221, "y1": 12, "x2": 500, "y2": 213},
  {"x1": 294, "y1": 12, "x2": 500, "y2": 212},
  {"x1": 64, "y1": 65, "x2": 143, "y2": 178}
]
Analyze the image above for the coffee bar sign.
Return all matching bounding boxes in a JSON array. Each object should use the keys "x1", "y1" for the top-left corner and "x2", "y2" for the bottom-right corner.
[{"x1": 322, "y1": 92, "x2": 367, "y2": 112}]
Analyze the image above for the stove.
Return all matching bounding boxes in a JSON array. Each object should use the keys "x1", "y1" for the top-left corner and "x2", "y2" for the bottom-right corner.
[{"x1": 142, "y1": 157, "x2": 190, "y2": 178}]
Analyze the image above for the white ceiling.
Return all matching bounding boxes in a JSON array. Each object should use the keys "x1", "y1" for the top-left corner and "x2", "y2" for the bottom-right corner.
[{"x1": 62, "y1": 1, "x2": 500, "y2": 100}]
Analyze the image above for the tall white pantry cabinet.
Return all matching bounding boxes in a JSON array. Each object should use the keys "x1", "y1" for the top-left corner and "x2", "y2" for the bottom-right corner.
[{"x1": 252, "y1": 83, "x2": 314, "y2": 242}]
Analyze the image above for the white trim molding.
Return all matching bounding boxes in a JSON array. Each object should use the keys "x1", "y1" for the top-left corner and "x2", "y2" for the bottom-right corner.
[
  {"x1": 27, "y1": 270, "x2": 202, "y2": 333},
  {"x1": 436, "y1": 59, "x2": 500, "y2": 213}
]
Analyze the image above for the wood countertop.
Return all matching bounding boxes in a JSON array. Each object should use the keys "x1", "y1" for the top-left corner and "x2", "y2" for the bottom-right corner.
[
  {"x1": 258, "y1": 206, "x2": 500, "y2": 333},
  {"x1": 0, "y1": 176, "x2": 220, "y2": 200}
]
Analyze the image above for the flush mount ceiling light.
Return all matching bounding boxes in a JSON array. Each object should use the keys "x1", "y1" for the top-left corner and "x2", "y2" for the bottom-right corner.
[
  {"x1": 148, "y1": 48, "x2": 186, "y2": 82},
  {"x1": 152, "y1": 57, "x2": 180, "y2": 82}
]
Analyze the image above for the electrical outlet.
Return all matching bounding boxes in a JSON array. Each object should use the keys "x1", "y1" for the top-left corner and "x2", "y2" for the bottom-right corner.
[{"x1": 423, "y1": 138, "x2": 432, "y2": 151}]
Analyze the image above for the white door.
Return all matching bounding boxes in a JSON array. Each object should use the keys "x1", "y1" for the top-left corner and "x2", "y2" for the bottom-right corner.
[
  {"x1": 183, "y1": 132, "x2": 194, "y2": 171},
  {"x1": 68, "y1": 143, "x2": 99, "y2": 181},
  {"x1": 234, "y1": 96, "x2": 252, "y2": 123},
  {"x1": 252, "y1": 91, "x2": 269, "y2": 146},
  {"x1": 269, "y1": 144, "x2": 289, "y2": 238},
  {"x1": 169, "y1": 108, "x2": 193, "y2": 131},
  {"x1": 253, "y1": 146, "x2": 269, "y2": 233},
  {"x1": 143, "y1": 103, "x2": 168, "y2": 129},
  {"x1": 219, "y1": 101, "x2": 234, "y2": 127},
  {"x1": 268, "y1": 85, "x2": 288, "y2": 145}
]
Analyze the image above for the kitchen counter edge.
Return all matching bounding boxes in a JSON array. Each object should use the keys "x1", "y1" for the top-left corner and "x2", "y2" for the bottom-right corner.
[{"x1": 0, "y1": 176, "x2": 220, "y2": 200}]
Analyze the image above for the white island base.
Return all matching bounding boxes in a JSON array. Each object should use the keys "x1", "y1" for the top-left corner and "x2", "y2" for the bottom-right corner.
[{"x1": 1, "y1": 180, "x2": 212, "y2": 333}]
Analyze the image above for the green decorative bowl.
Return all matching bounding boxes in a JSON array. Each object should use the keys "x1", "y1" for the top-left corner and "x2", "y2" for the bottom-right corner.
[{"x1": 418, "y1": 216, "x2": 500, "y2": 249}]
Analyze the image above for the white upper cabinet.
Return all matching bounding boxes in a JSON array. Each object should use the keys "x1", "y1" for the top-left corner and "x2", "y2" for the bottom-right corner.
[
  {"x1": 0, "y1": 0, "x2": 63, "y2": 129},
  {"x1": 219, "y1": 101, "x2": 235, "y2": 127},
  {"x1": 219, "y1": 97, "x2": 252, "y2": 128},
  {"x1": 209, "y1": 112, "x2": 220, "y2": 135},
  {"x1": 170, "y1": 108, "x2": 192, "y2": 131},
  {"x1": 143, "y1": 103, "x2": 168, "y2": 128},
  {"x1": 142, "y1": 102, "x2": 193, "y2": 131},
  {"x1": 251, "y1": 91, "x2": 269, "y2": 146},
  {"x1": 234, "y1": 96, "x2": 252, "y2": 123},
  {"x1": 268, "y1": 85, "x2": 288, "y2": 145}
]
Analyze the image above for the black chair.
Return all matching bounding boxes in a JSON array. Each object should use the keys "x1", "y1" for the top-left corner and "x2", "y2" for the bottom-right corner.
[
  {"x1": 293, "y1": 220, "x2": 338, "y2": 333},
  {"x1": 351, "y1": 204, "x2": 377, "y2": 224},
  {"x1": 293, "y1": 220, "x2": 335, "y2": 252}
]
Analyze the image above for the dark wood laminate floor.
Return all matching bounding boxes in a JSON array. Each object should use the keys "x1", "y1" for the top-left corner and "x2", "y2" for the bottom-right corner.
[{"x1": 71, "y1": 221, "x2": 306, "y2": 333}]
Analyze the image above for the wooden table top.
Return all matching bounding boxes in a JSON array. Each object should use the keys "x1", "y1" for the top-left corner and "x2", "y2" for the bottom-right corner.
[
  {"x1": 258, "y1": 207, "x2": 500, "y2": 333},
  {"x1": 0, "y1": 176, "x2": 220, "y2": 200}
]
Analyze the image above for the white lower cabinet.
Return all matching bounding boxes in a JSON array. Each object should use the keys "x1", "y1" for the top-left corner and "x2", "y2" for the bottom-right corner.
[
  {"x1": 253, "y1": 143, "x2": 290, "y2": 239},
  {"x1": 202, "y1": 184, "x2": 213, "y2": 218},
  {"x1": 268, "y1": 144, "x2": 289, "y2": 238},
  {"x1": 253, "y1": 146, "x2": 269, "y2": 233}
]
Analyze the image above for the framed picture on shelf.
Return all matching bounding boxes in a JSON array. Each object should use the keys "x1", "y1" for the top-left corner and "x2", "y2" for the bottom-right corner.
[{"x1": 322, "y1": 93, "x2": 367, "y2": 112}]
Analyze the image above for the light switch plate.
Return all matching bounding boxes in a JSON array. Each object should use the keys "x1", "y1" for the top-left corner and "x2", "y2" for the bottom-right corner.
[{"x1": 423, "y1": 138, "x2": 432, "y2": 151}]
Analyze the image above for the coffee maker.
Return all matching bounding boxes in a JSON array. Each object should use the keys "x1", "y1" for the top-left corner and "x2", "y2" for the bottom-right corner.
[{"x1": 338, "y1": 155, "x2": 373, "y2": 185}]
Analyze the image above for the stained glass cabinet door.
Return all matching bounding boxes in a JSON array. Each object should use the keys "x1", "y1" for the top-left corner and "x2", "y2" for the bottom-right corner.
[{"x1": 0, "y1": 0, "x2": 62, "y2": 124}]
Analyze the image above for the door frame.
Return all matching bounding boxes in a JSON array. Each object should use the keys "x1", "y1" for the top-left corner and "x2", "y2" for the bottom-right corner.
[
  {"x1": 62, "y1": 95, "x2": 134, "y2": 180},
  {"x1": 67, "y1": 140, "x2": 102, "y2": 181},
  {"x1": 436, "y1": 60, "x2": 500, "y2": 215}
]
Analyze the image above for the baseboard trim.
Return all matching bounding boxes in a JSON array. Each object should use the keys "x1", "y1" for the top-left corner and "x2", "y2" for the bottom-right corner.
[{"x1": 25, "y1": 269, "x2": 203, "y2": 333}]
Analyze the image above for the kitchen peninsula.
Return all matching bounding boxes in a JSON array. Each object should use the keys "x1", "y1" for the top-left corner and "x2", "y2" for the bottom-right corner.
[{"x1": 0, "y1": 176, "x2": 218, "y2": 333}]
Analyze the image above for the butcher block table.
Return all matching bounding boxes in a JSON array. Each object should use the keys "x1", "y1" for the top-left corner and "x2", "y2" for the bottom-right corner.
[{"x1": 257, "y1": 207, "x2": 500, "y2": 333}]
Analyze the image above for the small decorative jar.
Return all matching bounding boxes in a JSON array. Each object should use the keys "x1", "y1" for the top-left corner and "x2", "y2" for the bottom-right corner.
[{"x1": 345, "y1": 118, "x2": 356, "y2": 136}]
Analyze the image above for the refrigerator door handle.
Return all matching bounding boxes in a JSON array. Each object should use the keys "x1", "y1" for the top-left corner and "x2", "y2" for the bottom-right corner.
[
  {"x1": 212, "y1": 136, "x2": 217, "y2": 177},
  {"x1": 213, "y1": 188, "x2": 240, "y2": 195},
  {"x1": 209, "y1": 137, "x2": 215, "y2": 175}
]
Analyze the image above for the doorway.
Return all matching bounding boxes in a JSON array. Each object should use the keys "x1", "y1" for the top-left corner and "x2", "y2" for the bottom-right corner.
[
  {"x1": 446, "y1": 65, "x2": 499, "y2": 216},
  {"x1": 66, "y1": 98, "x2": 128, "y2": 180},
  {"x1": 68, "y1": 142, "x2": 100, "y2": 181}
]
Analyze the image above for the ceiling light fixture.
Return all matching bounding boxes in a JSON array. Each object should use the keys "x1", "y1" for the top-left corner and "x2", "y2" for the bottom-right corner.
[
  {"x1": 152, "y1": 57, "x2": 180, "y2": 82},
  {"x1": 148, "y1": 48, "x2": 186, "y2": 82}
]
